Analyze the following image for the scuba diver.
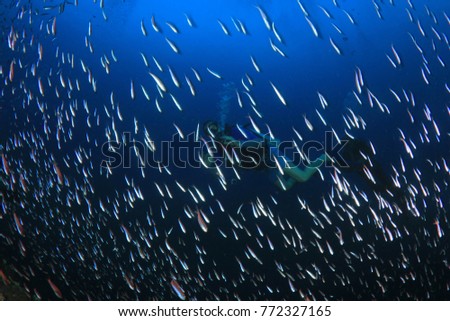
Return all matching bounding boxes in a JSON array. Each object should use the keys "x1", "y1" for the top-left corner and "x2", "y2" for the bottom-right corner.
[
  {"x1": 203, "y1": 121, "x2": 407, "y2": 199},
  {"x1": 202, "y1": 121, "x2": 328, "y2": 190}
]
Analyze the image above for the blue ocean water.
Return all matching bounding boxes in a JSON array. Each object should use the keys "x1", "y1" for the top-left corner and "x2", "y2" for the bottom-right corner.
[{"x1": 0, "y1": 0, "x2": 449, "y2": 300}]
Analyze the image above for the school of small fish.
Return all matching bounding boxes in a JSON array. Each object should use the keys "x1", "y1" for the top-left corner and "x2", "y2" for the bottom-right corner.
[{"x1": 0, "y1": 0, "x2": 448, "y2": 300}]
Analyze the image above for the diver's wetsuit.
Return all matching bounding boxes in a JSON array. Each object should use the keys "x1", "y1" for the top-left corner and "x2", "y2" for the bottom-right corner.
[
  {"x1": 212, "y1": 125, "x2": 279, "y2": 171},
  {"x1": 205, "y1": 122, "x2": 327, "y2": 189},
  {"x1": 332, "y1": 139, "x2": 409, "y2": 215},
  {"x1": 335, "y1": 139, "x2": 396, "y2": 194}
]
